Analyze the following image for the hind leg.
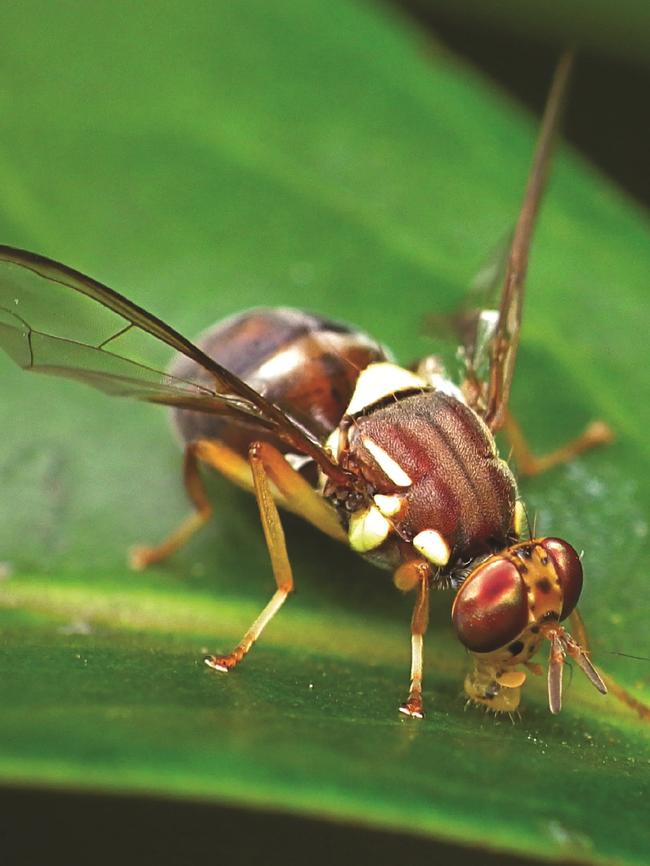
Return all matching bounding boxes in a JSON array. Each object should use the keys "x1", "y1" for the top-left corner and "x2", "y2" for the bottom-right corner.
[
  {"x1": 503, "y1": 412, "x2": 614, "y2": 477},
  {"x1": 130, "y1": 436, "x2": 346, "y2": 570},
  {"x1": 129, "y1": 439, "x2": 256, "y2": 570}
]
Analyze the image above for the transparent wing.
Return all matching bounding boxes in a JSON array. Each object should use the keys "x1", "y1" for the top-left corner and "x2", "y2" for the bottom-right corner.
[
  {"x1": 0, "y1": 245, "x2": 349, "y2": 482},
  {"x1": 424, "y1": 51, "x2": 574, "y2": 428},
  {"x1": 483, "y1": 50, "x2": 574, "y2": 430},
  {"x1": 425, "y1": 231, "x2": 513, "y2": 387}
]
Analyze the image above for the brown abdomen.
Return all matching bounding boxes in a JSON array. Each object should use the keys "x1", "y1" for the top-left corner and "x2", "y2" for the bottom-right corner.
[{"x1": 171, "y1": 308, "x2": 389, "y2": 455}]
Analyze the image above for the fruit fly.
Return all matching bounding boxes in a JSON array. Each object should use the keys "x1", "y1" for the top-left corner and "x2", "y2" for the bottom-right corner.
[{"x1": 0, "y1": 53, "x2": 626, "y2": 720}]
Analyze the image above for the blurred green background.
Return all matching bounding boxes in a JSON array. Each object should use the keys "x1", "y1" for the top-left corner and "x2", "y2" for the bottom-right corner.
[
  {"x1": 0, "y1": 2, "x2": 649, "y2": 864},
  {"x1": 397, "y1": 0, "x2": 650, "y2": 206}
]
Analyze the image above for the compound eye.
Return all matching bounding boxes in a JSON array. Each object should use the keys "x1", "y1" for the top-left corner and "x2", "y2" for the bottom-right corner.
[
  {"x1": 540, "y1": 537, "x2": 583, "y2": 620},
  {"x1": 452, "y1": 558, "x2": 529, "y2": 653}
]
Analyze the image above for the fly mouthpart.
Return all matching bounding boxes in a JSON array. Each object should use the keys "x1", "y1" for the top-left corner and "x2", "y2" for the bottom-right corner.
[{"x1": 541, "y1": 623, "x2": 607, "y2": 714}]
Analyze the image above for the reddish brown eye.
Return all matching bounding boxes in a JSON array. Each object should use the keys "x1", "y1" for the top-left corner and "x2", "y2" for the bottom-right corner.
[
  {"x1": 541, "y1": 537, "x2": 583, "y2": 620},
  {"x1": 452, "y1": 558, "x2": 529, "y2": 653}
]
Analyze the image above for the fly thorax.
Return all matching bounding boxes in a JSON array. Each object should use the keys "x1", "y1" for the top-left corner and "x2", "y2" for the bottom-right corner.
[{"x1": 327, "y1": 375, "x2": 519, "y2": 571}]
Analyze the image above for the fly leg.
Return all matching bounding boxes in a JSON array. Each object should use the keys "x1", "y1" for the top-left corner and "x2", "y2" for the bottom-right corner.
[
  {"x1": 129, "y1": 439, "x2": 252, "y2": 570},
  {"x1": 569, "y1": 609, "x2": 650, "y2": 721},
  {"x1": 503, "y1": 411, "x2": 614, "y2": 477},
  {"x1": 205, "y1": 441, "x2": 338, "y2": 672},
  {"x1": 398, "y1": 570, "x2": 430, "y2": 719},
  {"x1": 130, "y1": 436, "x2": 347, "y2": 571}
]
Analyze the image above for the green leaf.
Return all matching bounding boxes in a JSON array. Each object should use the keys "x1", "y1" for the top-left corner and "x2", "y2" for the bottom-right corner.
[{"x1": 0, "y1": 2, "x2": 648, "y2": 864}]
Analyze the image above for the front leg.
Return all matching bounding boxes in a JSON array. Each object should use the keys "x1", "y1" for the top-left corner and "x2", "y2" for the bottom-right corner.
[{"x1": 397, "y1": 562, "x2": 431, "y2": 719}]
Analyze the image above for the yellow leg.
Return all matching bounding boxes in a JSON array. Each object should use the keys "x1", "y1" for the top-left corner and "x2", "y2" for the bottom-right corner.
[
  {"x1": 130, "y1": 438, "x2": 346, "y2": 570},
  {"x1": 249, "y1": 442, "x2": 347, "y2": 544},
  {"x1": 204, "y1": 441, "x2": 297, "y2": 672},
  {"x1": 570, "y1": 610, "x2": 650, "y2": 722},
  {"x1": 129, "y1": 441, "x2": 218, "y2": 570},
  {"x1": 399, "y1": 570, "x2": 431, "y2": 719},
  {"x1": 503, "y1": 412, "x2": 614, "y2": 477}
]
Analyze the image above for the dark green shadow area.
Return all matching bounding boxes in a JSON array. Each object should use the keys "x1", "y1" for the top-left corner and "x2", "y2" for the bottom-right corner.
[{"x1": 1, "y1": 785, "x2": 572, "y2": 866}]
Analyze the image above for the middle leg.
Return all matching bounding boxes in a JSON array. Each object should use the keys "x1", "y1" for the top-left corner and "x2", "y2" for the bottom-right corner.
[{"x1": 204, "y1": 441, "x2": 298, "y2": 673}]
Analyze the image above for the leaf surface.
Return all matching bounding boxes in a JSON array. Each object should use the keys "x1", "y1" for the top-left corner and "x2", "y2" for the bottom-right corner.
[{"x1": 0, "y1": 2, "x2": 648, "y2": 864}]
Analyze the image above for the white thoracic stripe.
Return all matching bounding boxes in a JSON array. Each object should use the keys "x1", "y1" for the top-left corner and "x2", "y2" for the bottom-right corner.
[
  {"x1": 345, "y1": 362, "x2": 426, "y2": 417},
  {"x1": 362, "y1": 437, "x2": 413, "y2": 487}
]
